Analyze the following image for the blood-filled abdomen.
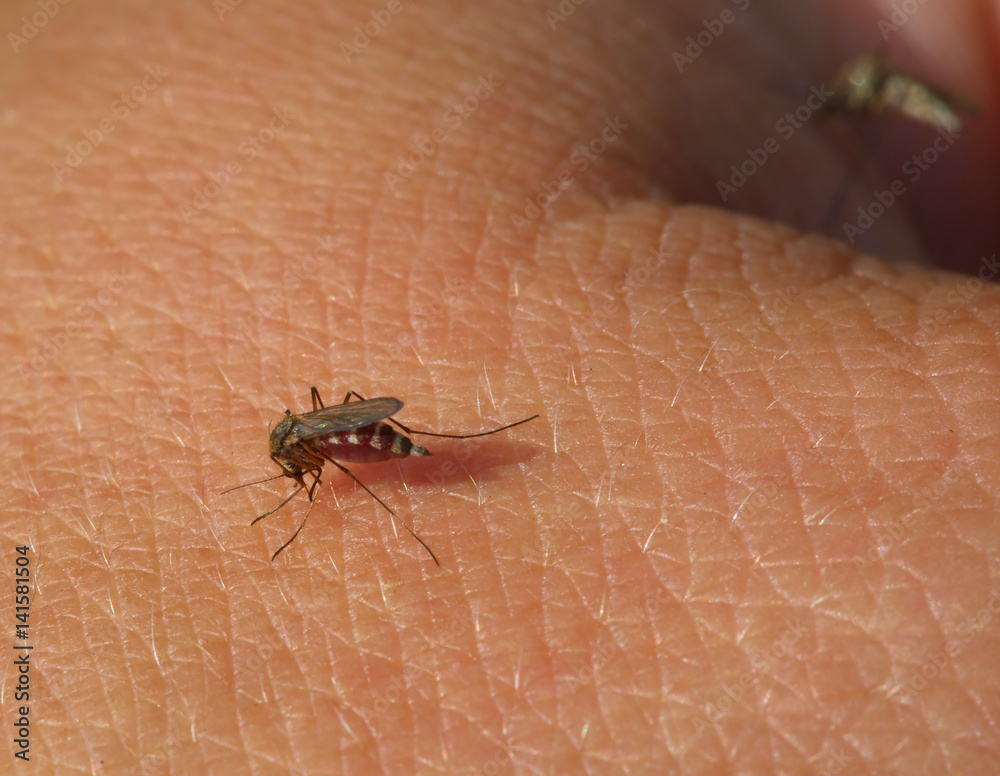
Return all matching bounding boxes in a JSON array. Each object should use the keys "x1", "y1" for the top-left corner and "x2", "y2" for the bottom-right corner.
[{"x1": 309, "y1": 421, "x2": 432, "y2": 464}]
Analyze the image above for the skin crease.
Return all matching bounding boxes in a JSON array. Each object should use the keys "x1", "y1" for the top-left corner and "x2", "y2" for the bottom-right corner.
[{"x1": 2, "y1": 0, "x2": 999, "y2": 774}]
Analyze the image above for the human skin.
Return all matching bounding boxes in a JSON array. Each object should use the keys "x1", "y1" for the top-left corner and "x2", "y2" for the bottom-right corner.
[{"x1": 3, "y1": 0, "x2": 1000, "y2": 774}]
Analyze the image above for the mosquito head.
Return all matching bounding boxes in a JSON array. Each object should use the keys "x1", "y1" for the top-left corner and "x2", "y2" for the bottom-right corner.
[{"x1": 269, "y1": 415, "x2": 298, "y2": 456}]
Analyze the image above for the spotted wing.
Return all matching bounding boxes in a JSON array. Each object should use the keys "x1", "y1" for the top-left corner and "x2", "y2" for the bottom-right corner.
[{"x1": 289, "y1": 397, "x2": 403, "y2": 441}]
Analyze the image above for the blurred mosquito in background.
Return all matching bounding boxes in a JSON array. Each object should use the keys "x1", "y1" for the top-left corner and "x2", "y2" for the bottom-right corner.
[
  {"x1": 827, "y1": 52, "x2": 976, "y2": 133},
  {"x1": 821, "y1": 52, "x2": 977, "y2": 236}
]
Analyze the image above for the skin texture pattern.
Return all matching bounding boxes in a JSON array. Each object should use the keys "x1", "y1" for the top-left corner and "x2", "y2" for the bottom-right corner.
[{"x1": 2, "y1": 0, "x2": 999, "y2": 774}]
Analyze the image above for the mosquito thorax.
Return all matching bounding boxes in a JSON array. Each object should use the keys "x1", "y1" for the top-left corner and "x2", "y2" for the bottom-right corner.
[{"x1": 269, "y1": 415, "x2": 298, "y2": 456}]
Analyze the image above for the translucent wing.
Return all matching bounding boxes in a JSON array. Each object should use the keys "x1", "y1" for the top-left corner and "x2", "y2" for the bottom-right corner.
[{"x1": 290, "y1": 397, "x2": 403, "y2": 440}]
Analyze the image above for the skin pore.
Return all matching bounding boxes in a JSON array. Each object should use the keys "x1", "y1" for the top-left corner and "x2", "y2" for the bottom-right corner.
[{"x1": 3, "y1": 0, "x2": 999, "y2": 773}]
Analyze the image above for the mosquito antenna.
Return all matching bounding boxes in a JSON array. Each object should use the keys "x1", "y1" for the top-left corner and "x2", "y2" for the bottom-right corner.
[
  {"x1": 329, "y1": 460, "x2": 441, "y2": 566},
  {"x1": 222, "y1": 473, "x2": 287, "y2": 495},
  {"x1": 398, "y1": 414, "x2": 540, "y2": 440},
  {"x1": 251, "y1": 485, "x2": 304, "y2": 526}
]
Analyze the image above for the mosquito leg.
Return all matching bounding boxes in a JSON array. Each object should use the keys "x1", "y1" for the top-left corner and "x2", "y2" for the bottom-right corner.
[
  {"x1": 823, "y1": 137, "x2": 880, "y2": 236},
  {"x1": 251, "y1": 485, "x2": 304, "y2": 526},
  {"x1": 343, "y1": 389, "x2": 537, "y2": 439},
  {"x1": 307, "y1": 472, "x2": 322, "y2": 501},
  {"x1": 311, "y1": 386, "x2": 325, "y2": 411},
  {"x1": 328, "y1": 459, "x2": 440, "y2": 566},
  {"x1": 396, "y1": 414, "x2": 540, "y2": 439},
  {"x1": 272, "y1": 496, "x2": 317, "y2": 560}
]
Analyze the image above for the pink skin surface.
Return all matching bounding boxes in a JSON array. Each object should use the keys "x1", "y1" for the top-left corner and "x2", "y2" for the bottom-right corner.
[{"x1": 3, "y1": 0, "x2": 1000, "y2": 774}]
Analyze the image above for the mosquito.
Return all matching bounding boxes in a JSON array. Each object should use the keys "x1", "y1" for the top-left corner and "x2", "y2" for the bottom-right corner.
[
  {"x1": 821, "y1": 53, "x2": 976, "y2": 236},
  {"x1": 827, "y1": 53, "x2": 976, "y2": 133},
  {"x1": 224, "y1": 388, "x2": 539, "y2": 565}
]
